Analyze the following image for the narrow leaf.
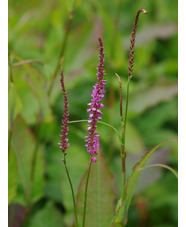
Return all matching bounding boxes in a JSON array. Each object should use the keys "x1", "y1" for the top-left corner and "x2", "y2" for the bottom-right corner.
[
  {"x1": 136, "y1": 163, "x2": 178, "y2": 179},
  {"x1": 76, "y1": 151, "x2": 116, "y2": 227},
  {"x1": 114, "y1": 139, "x2": 178, "y2": 225},
  {"x1": 129, "y1": 82, "x2": 178, "y2": 115}
]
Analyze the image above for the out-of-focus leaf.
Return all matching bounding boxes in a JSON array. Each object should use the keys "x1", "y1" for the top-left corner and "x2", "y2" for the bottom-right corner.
[
  {"x1": 11, "y1": 116, "x2": 45, "y2": 205},
  {"x1": 111, "y1": 32, "x2": 126, "y2": 69},
  {"x1": 129, "y1": 82, "x2": 178, "y2": 115},
  {"x1": 114, "y1": 139, "x2": 177, "y2": 225},
  {"x1": 29, "y1": 202, "x2": 64, "y2": 227},
  {"x1": 13, "y1": 54, "x2": 53, "y2": 124},
  {"x1": 125, "y1": 121, "x2": 146, "y2": 154},
  {"x1": 17, "y1": 84, "x2": 39, "y2": 125},
  {"x1": 8, "y1": 85, "x2": 22, "y2": 129},
  {"x1": 8, "y1": 203, "x2": 27, "y2": 227},
  {"x1": 8, "y1": 151, "x2": 18, "y2": 204},
  {"x1": 94, "y1": 0, "x2": 127, "y2": 68},
  {"x1": 76, "y1": 151, "x2": 115, "y2": 227},
  {"x1": 65, "y1": 22, "x2": 94, "y2": 71}
]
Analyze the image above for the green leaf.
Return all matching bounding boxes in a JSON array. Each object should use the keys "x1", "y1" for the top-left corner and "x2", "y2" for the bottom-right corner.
[
  {"x1": 129, "y1": 82, "x2": 178, "y2": 115},
  {"x1": 136, "y1": 163, "x2": 178, "y2": 179},
  {"x1": 29, "y1": 202, "x2": 64, "y2": 227},
  {"x1": 8, "y1": 85, "x2": 22, "y2": 129},
  {"x1": 8, "y1": 150, "x2": 18, "y2": 204},
  {"x1": 125, "y1": 121, "x2": 146, "y2": 154},
  {"x1": 11, "y1": 116, "x2": 45, "y2": 206},
  {"x1": 76, "y1": 151, "x2": 116, "y2": 227},
  {"x1": 13, "y1": 55, "x2": 53, "y2": 124},
  {"x1": 114, "y1": 139, "x2": 178, "y2": 225}
]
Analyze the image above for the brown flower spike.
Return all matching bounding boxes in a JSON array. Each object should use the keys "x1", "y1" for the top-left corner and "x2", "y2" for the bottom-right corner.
[
  {"x1": 128, "y1": 8, "x2": 148, "y2": 79},
  {"x1": 58, "y1": 67, "x2": 70, "y2": 162}
]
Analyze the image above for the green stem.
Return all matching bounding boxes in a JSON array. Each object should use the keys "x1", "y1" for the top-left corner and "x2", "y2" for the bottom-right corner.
[
  {"x1": 29, "y1": 112, "x2": 42, "y2": 203},
  {"x1": 121, "y1": 77, "x2": 130, "y2": 201},
  {"x1": 68, "y1": 119, "x2": 119, "y2": 136},
  {"x1": 123, "y1": 77, "x2": 130, "y2": 150},
  {"x1": 82, "y1": 160, "x2": 92, "y2": 227},
  {"x1": 64, "y1": 160, "x2": 79, "y2": 227},
  {"x1": 8, "y1": 51, "x2": 14, "y2": 84}
]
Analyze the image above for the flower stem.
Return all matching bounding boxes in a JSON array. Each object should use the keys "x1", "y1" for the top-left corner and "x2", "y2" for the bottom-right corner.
[
  {"x1": 63, "y1": 160, "x2": 79, "y2": 227},
  {"x1": 82, "y1": 160, "x2": 92, "y2": 227},
  {"x1": 120, "y1": 8, "x2": 148, "y2": 203},
  {"x1": 120, "y1": 77, "x2": 130, "y2": 201}
]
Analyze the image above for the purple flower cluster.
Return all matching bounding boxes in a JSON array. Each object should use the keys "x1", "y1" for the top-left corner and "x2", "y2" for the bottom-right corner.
[
  {"x1": 58, "y1": 68, "x2": 70, "y2": 162},
  {"x1": 85, "y1": 37, "x2": 106, "y2": 162}
]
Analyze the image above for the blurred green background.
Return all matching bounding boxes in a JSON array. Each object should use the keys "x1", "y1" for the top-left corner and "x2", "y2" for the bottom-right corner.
[{"x1": 8, "y1": 0, "x2": 178, "y2": 226}]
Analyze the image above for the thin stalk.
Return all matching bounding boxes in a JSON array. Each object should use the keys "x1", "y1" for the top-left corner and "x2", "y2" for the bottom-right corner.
[
  {"x1": 30, "y1": 132, "x2": 40, "y2": 184},
  {"x1": 13, "y1": 59, "x2": 44, "y2": 66},
  {"x1": 64, "y1": 160, "x2": 79, "y2": 227},
  {"x1": 115, "y1": 73, "x2": 123, "y2": 121},
  {"x1": 123, "y1": 77, "x2": 130, "y2": 150},
  {"x1": 29, "y1": 112, "x2": 42, "y2": 204},
  {"x1": 8, "y1": 52, "x2": 14, "y2": 84},
  {"x1": 120, "y1": 77, "x2": 130, "y2": 201},
  {"x1": 82, "y1": 160, "x2": 92, "y2": 227},
  {"x1": 48, "y1": 3, "x2": 76, "y2": 96},
  {"x1": 69, "y1": 119, "x2": 119, "y2": 135},
  {"x1": 120, "y1": 8, "x2": 148, "y2": 202}
]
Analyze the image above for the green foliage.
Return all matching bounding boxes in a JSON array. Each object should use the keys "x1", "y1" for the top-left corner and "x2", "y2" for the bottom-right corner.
[{"x1": 8, "y1": 0, "x2": 177, "y2": 226}]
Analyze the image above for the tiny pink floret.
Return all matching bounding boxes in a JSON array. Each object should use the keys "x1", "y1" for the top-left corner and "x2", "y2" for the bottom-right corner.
[{"x1": 91, "y1": 157, "x2": 97, "y2": 162}]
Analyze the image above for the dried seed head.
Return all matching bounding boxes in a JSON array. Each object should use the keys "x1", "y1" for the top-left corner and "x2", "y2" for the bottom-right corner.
[
  {"x1": 59, "y1": 68, "x2": 70, "y2": 155},
  {"x1": 128, "y1": 8, "x2": 148, "y2": 79}
]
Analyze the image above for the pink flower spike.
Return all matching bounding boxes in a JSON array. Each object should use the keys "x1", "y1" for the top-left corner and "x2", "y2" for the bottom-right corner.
[{"x1": 85, "y1": 37, "x2": 106, "y2": 162}]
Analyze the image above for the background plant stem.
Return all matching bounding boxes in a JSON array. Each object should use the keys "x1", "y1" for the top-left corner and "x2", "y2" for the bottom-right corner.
[
  {"x1": 48, "y1": 5, "x2": 76, "y2": 96},
  {"x1": 82, "y1": 160, "x2": 92, "y2": 227},
  {"x1": 64, "y1": 160, "x2": 79, "y2": 227}
]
